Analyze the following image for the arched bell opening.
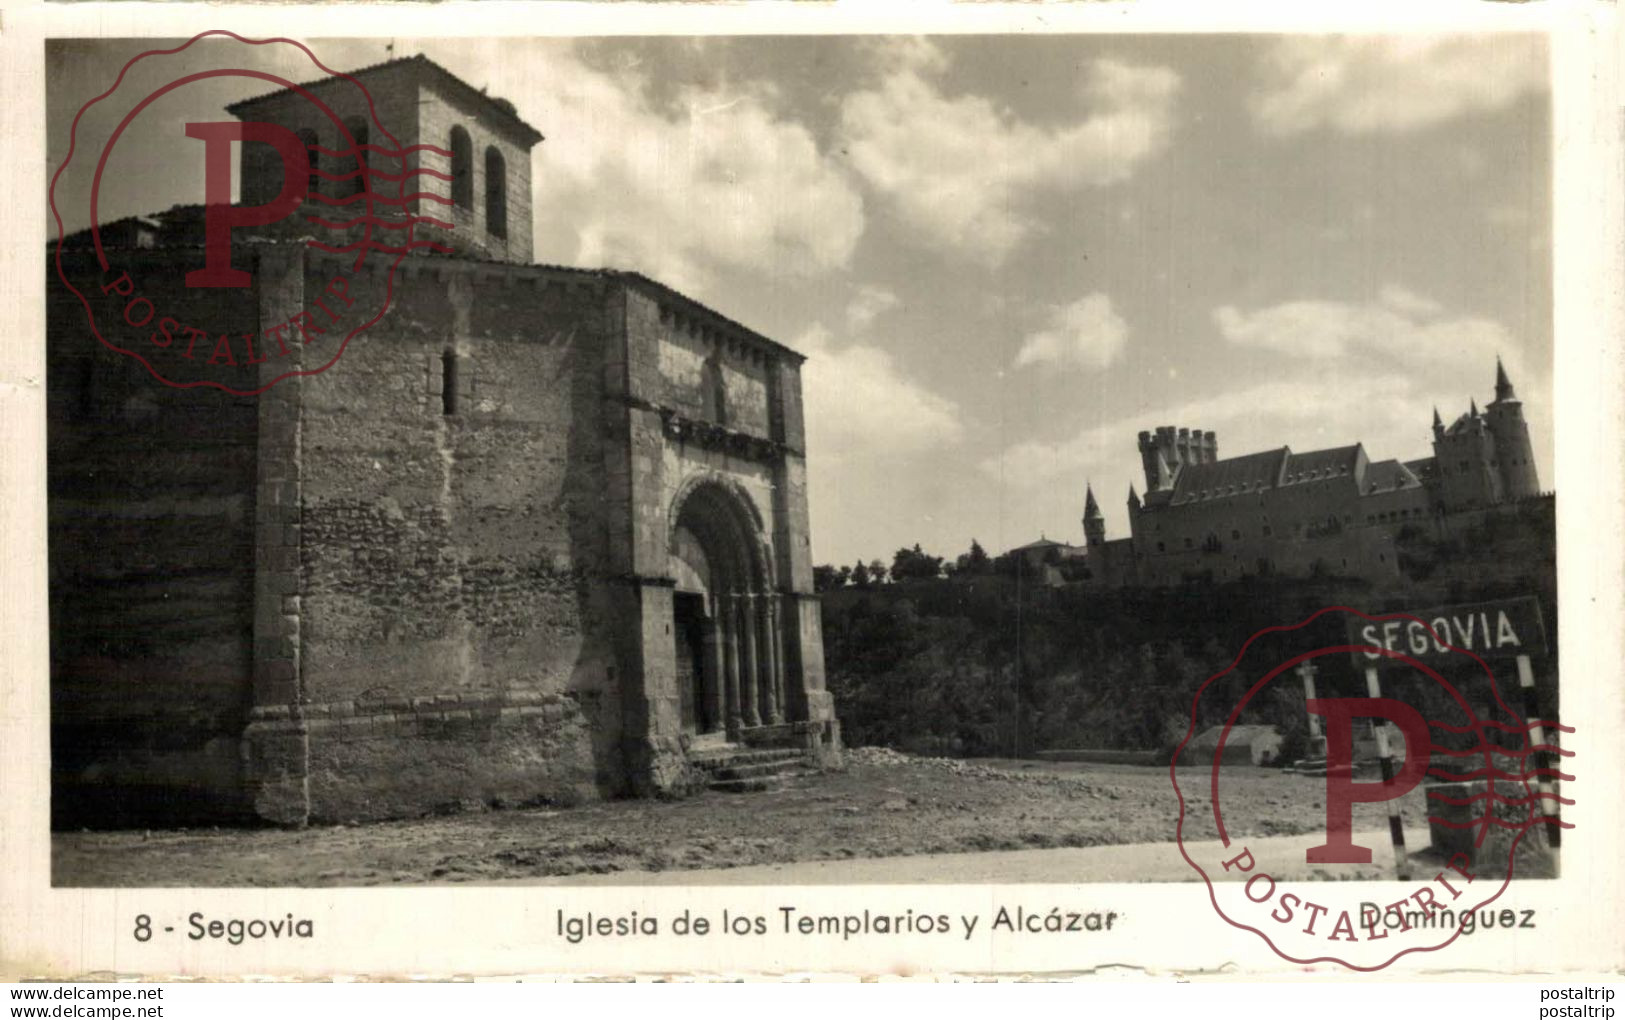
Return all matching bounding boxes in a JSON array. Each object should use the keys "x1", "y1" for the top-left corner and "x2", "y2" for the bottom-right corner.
[{"x1": 668, "y1": 478, "x2": 786, "y2": 741}]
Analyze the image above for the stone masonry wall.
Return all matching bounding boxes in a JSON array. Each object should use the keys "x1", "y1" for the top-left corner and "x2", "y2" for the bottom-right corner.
[
  {"x1": 47, "y1": 250, "x2": 261, "y2": 826},
  {"x1": 289, "y1": 256, "x2": 621, "y2": 820}
]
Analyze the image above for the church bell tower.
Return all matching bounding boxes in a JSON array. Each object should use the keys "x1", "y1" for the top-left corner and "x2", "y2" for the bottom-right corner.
[{"x1": 227, "y1": 54, "x2": 543, "y2": 265}]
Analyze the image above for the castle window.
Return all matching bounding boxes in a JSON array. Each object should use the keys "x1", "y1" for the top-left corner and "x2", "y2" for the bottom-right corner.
[
  {"x1": 449, "y1": 126, "x2": 474, "y2": 209},
  {"x1": 1183, "y1": 538, "x2": 1193, "y2": 549},
  {"x1": 296, "y1": 128, "x2": 320, "y2": 197},
  {"x1": 700, "y1": 353, "x2": 728, "y2": 425},
  {"x1": 1231, "y1": 529, "x2": 1241, "y2": 540},
  {"x1": 1262, "y1": 525, "x2": 1272, "y2": 537},
  {"x1": 441, "y1": 349, "x2": 459, "y2": 415},
  {"x1": 1156, "y1": 542, "x2": 1166, "y2": 553},
  {"x1": 343, "y1": 117, "x2": 369, "y2": 197},
  {"x1": 485, "y1": 147, "x2": 508, "y2": 239}
]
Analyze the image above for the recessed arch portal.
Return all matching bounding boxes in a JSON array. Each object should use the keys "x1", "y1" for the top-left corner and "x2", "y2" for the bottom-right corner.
[{"x1": 667, "y1": 476, "x2": 786, "y2": 738}]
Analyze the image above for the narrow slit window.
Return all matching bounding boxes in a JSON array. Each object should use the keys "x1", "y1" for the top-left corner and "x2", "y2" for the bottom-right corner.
[{"x1": 297, "y1": 128, "x2": 321, "y2": 198}]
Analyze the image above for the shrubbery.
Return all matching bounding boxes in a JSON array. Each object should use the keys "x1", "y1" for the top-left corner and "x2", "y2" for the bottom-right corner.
[{"x1": 821, "y1": 507, "x2": 1555, "y2": 759}]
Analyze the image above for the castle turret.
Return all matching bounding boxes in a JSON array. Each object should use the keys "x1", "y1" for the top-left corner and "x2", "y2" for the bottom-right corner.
[
  {"x1": 1495, "y1": 357, "x2": 1517, "y2": 403},
  {"x1": 1083, "y1": 484, "x2": 1105, "y2": 547},
  {"x1": 1432, "y1": 406, "x2": 1444, "y2": 442},
  {"x1": 1137, "y1": 431, "x2": 1160, "y2": 492},
  {"x1": 1485, "y1": 358, "x2": 1540, "y2": 498}
]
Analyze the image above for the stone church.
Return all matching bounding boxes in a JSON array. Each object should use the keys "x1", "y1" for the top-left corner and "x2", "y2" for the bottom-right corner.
[{"x1": 48, "y1": 55, "x2": 840, "y2": 826}]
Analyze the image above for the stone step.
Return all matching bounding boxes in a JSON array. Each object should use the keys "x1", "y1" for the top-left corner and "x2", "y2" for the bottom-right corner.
[
  {"x1": 709, "y1": 776, "x2": 784, "y2": 794},
  {"x1": 707, "y1": 768, "x2": 819, "y2": 795},
  {"x1": 709, "y1": 758, "x2": 807, "y2": 781},
  {"x1": 689, "y1": 747, "x2": 805, "y2": 771}
]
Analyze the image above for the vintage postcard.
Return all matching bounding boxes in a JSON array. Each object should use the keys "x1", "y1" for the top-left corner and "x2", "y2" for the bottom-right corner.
[{"x1": 2, "y1": 0, "x2": 1621, "y2": 982}]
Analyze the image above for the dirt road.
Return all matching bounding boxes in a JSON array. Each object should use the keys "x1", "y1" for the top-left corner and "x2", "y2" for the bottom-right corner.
[
  {"x1": 505, "y1": 827, "x2": 1433, "y2": 885},
  {"x1": 54, "y1": 752, "x2": 1434, "y2": 887}
]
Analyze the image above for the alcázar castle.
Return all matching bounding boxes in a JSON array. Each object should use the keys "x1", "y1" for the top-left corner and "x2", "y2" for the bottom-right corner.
[{"x1": 1042, "y1": 360, "x2": 1549, "y2": 587}]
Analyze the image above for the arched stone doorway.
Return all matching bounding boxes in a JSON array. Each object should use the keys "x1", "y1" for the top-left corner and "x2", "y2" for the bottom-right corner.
[{"x1": 668, "y1": 478, "x2": 788, "y2": 741}]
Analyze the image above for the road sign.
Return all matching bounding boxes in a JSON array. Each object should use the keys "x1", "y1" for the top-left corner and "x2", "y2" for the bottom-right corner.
[{"x1": 1345, "y1": 595, "x2": 1547, "y2": 669}]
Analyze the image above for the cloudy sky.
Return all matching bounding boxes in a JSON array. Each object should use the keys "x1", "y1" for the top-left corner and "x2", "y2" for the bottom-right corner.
[{"x1": 49, "y1": 33, "x2": 1552, "y2": 567}]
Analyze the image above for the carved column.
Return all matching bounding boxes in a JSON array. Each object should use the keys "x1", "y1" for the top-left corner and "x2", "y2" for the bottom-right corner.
[
  {"x1": 701, "y1": 602, "x2": 724, "y2": 735},
  {"x1": 760, "y1": 594, "x2": 783, "y2": 724},
  {"x1": 738, "y1": 593, "x2": 760, "y2": 727},
  {"x1": 721, "y1": 593, "x2": 742, "y2": 740}
]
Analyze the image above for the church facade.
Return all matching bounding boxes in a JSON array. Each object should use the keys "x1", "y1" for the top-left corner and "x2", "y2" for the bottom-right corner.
[
  {"x1": 49, "y1": 56, "x2": 839, "y2": 826},
  {"x1": 1076, "y1": 361, "x2": 1545, "y2": 588}
]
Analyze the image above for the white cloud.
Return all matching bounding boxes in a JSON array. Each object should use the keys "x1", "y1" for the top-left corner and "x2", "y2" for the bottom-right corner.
[
  {"x1": 839, "y1": 41, "x2": 1179, "y2": 265},
  {"x1": 985, "y1": 287, "x2": 1542, "y2": 539},
  {"x1": 1014, "y1": 293, "x2": 1129, "y2": 372},
  {"x1": 451, "y1": 41, "x2": 865, "y2": 293},
  {"x1": 1251, "y1": 35, "x2": 1547, "y2": 136},
  {"x1": 796, "y1": 324, "x2": 963, "y2": 460},
  {"x1": 845, "y1": 285, "x2": 901, "y2": 332}
]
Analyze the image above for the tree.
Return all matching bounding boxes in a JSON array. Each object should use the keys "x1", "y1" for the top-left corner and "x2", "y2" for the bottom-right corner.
[
  {"x1": 891, "y1": 543, "x2": 945, "y2": 582},
  {"x1": 966, "y1": 539, "x2": 990, "y2": 575},
  {"x1": 813, "y1": 565, "x2": 843, "y2": 593},
  {"x1": 850, "y1": 560, "x2": 873, "y2": 588},
  {"x1": 868, "y1": 559, "x2": 889, "y2": 585}
]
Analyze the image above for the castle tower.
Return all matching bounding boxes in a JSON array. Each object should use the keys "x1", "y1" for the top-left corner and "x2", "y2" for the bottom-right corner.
[
  {"x1": 1432, "y1": 378, "x2": 1505, "y2": 511},
  {"x1": 1138, "y1": 430, "x2": 1174, "y2": 491},
  {"x1": 1083, "y1": 484, "x2": 1105, "y2": 547},
  {"x1": 1137, "y1": 431, "x2": 1159, "y2": 492},
  {"x1": 227, "y1": 54, "x2": 543, "y2": 264},
  {"x1": 1485, "y1": 358, "x2": 1541, "y2": 498}
]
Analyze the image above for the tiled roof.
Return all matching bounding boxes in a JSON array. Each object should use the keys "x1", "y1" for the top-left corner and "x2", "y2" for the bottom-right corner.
[
  {"x1": 1161, "y1": 443, "x2": 1371, "y2": 506},
  {"x1": 1404, "y1": 457, "x2": 1438, "y2": 482},
  {"x1": 1169, "y1": 448, "x2": 1288, "y2": 504},
  {"x1": 225, "y1": 53, "x2": 544, "y2": 147},
  {"x1": 1009, "y1": 538, "x2": 1071, "y2": 552},
  {"x1": 1280, "y1": 444, "x2": 1362, "y2": 484},
  {"x1": 1444, "y1": 412, "x2": 1480, "y2": 437},
  {"x1": 1364, "y1": 458, "x2": 1421, "y2": 493}
]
